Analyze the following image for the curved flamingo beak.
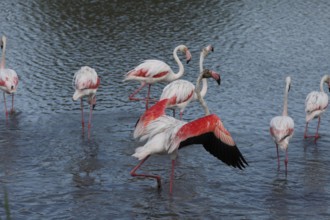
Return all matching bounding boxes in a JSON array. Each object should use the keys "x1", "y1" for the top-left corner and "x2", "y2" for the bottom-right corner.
[
  {"x1": 185, "y1": 50, "x2": 192, "y2": 64},
  {"x1": 206, "y1": 45, "x2": 214, "y2": 52},
  {"x1": 211, "y1": 71, "x2": 221, "y2": 85}
]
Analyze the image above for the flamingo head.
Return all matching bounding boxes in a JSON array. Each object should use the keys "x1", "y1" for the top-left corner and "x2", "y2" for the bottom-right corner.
[
  {"x1": 326, "y1": 75, "x2": 330, "y2": 92},
  {"x1": 202, "y1": 45, "x2": 214, "y2": 57},
  {"x1": 202, "y1": 69, "x2": 221, "y2": 85},
  {"x1": 88, "y1": 95, "x2": 97, "y2": 109},
  {"x1": 0, "y1": 36, "x2": 6, "y2": 50},
  {"x1": 178, "y1": 45, "x2": 192, "y2": 64},
  {"x1": 285, "y1": 76, "x2": 291, "y2": 92}
]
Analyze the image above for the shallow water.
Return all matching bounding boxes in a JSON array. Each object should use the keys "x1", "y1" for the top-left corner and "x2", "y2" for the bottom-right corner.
[{"x1": 1, "y1": 0, "x2": 330, "y2": 219}]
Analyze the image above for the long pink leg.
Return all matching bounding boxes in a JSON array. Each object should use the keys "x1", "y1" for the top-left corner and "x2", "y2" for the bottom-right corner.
[
  {"x1": 80, "y1": 98, "x2": 84, "y2": 129},
  {"x1": 145, "y1": 84, "x2": 151, "y2": 110},
  {"x1": 169, "y1": 159, "x2": 176, "y2": 194},
  {"x1": 284, "y1": 148, "x2": 288, "y2": 176},
  {"x1": 3, "y1": 92, "x2": 8, "y2": 117},
  {"x1": 87, "y1": 102, "x2": 93, "y2": 139},
  {"x1": 130, "y1": 155, "x2": 161, "y2": 188},
  {"x1": 10, "y1": 94, "x2": 14, "y2": 113},
  {"x1": 314, "y1": 117, "x2": 321, "y2": 141},
  {"x1": 129, "y1": 82, "x2": 147, "y2": 101},
  {"x1": 304, "y1": 122, "x2": 309, "y2": 139},
  {"x1": 276, "y1": 143, "x2": 280, "y2": 170}
]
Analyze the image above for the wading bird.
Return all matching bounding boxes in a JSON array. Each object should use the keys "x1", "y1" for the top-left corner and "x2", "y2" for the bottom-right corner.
[
  {"x1": 130, "y1": 69, "x2": 248, "y2": 193},
  {"x1": 124, "y1": 45, "x2": 191, "y2": 110},
  {"x1": 159, "y1": 45, "x2": 220, "y2": 119},
  {"x1": 304, "y1": 75, "x2": 330, "y2": 141},
  {"x1": 72, "y1": 66, "x2": 100, "y2": 138},
  {"x1": 0, "y1": 36, "x2": 18, "y2": 117},
  {"x1": 270, "y1": 76, "x2": 294, "y2": 174}
]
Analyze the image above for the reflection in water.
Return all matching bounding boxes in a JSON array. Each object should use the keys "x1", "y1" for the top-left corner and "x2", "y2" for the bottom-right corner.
[{"x1": 71, "y1": 138, "x2": 102, "y2": 188}]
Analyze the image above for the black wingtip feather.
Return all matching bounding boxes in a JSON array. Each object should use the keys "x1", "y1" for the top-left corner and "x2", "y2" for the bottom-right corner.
[{"x1": 179, "y1": 133, "x2": 248, "y2": 169}]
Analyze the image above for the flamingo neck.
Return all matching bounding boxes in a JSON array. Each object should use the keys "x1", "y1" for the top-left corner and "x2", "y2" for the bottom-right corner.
[
  {"x1": 168, "y1": 46, "x2": 184, "y2": 81},
  {"x1": 0, "y1": 41, "x2": 6, "y2": 69},
  {"x1": 282, "y1": 82, "x2": 289, "y2": 116},
  {"x1": 196, "y1": 74, "x2": 210, "y2": 116},
  {"x1": 320, "y1": 75, "x2": 328, "y2": 93},
  {"x1": 199, "y1": 50, "x2": 208, "y2": 98}
]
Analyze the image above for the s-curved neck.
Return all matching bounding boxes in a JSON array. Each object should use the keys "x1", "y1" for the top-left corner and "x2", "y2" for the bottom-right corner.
[
  {"x1": 170, "y1": 46, "x2": 185, "y2": 81},
  {"x1": 320, "y1": 75, "x2": 328, "y2": 93},
  {"x1": 0, "y1": 38, "x2": 6, "y2": 69},
  {"x1": 196, "y1": 73, "x2": 210, "y2": 116},
  {"x1": 199, "y1": 50, "x2": 208, "y2": 98}
]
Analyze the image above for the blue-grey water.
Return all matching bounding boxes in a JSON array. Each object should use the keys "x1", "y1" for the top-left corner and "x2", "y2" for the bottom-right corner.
[{"x1": 1, "y1": 0, "x2": 330, "y2": 219}]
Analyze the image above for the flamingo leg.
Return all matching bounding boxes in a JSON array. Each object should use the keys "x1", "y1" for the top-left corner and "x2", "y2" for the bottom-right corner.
[
  {"x1": 130, "y1": 155, "x2": 161, "y2": 188},
  {"x1": 172, "y1": 109, "x2": 176, "y2": 118},
  {"x1": 3, "y1": 92, "x2": 8, "y2": 117},
  {"x1": 179, "y1": 111, "x2": 183, "y2": 120},
  {"x1": 314, "y1": 117, "x2": 321, "y2": 141},
  {"x1": 10, "y1": 93, "x2": 14, "y2": 114},
  {"x1": 276, "y1": 143, "x2": 280, "y2": 171},
  {"x1": 87, "y1": 101, "x2": 93, "y2": 139},
  {"x1": 169, "y1": 159, "x2": 176, "y2": 194},
  {"x1": 284, "y1": 148, "x2": 288, "y2": 176},
  {"x1": 129, "y1": 82, "x2": 147, "y2": 101},
  {"x1": 145, "y1": 84, "x2": 151, "y2": 110},
  {"x1": 80, "y1": 98, "x2": 84, "y2": 129},
  {"x1": 304, "y1": 122, "x2": 309, "y2": 139}
]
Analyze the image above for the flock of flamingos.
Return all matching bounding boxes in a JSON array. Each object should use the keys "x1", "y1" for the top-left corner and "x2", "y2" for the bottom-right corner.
[{"x1": 1, "y1": 35, "x2": 329, "y2": 193}]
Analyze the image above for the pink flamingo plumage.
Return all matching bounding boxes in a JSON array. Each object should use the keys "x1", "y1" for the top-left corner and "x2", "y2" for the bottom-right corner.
[
  {"x1": 124, "y1": 45, "x2": 192, "y2": 110},
  {"x1": 130, "y1": 69, "x2": 248, "y2": 193},
  {"x1": 270, "y1": 76, "x2": 294, "y2": 174},
  {"x1": 0, "y1": 36, "x2": 19, "y2": 117},
  {"x1": 72, "y1": 66, "x2": 100, "y2": 138},
  {"x1": 304, "y1": 75, "x2": 330, "y2": 141},
  {"x1": 159, "y1": 45, "x2": 220, "y2": 119}
]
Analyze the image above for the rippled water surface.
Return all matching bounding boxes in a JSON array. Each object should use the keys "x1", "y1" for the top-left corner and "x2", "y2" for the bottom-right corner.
[{"x1": 1, "y1": 0, "x2": 330, "y2": 219}]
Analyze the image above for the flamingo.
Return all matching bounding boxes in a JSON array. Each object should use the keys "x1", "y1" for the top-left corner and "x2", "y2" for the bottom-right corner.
[
  {"x1": 72, "y1": 66, "x2": 100, "y2": 138},
  {"x1": 124, "y1": 45, "x2": 192, "y2": 110},
  {"x1": 304, "y1": 74, "x2": 330, "y2": 141},
  {"x1": 269, "y1": 76, "x2": 294, "y2": 174},
  {"x1": 159, "y1": 45, "x2": 220, "y2": 119},
  {"x1": 0, "y1": 36, "x2": 19, "y2": 117},
  {"x1": 130, "y1": 69, "x2": 248, "y2": 193}
]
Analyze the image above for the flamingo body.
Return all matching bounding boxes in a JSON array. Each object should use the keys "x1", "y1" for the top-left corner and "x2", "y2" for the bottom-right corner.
[
  {"x1": 72, "y1": 66, "x2": 100, "y2": 138},
  {"x1": 305, "y1": 91, "x2": 328, "y2": 122},
  {"x1": 0, "y1": 35, "x2": 18, "y2": 116},
  {"x1": 304, "y1": 75, "x2": 330, "y2": 140},
  {"x1": 73, "y1": 66, "x2": 100, "y2": 101},
  {"x1": 0, "y1": 68, "x2": 18, "y2": 94},
  {"x1": 124, "y1": 45, "x2": 191, "y2": 109}
]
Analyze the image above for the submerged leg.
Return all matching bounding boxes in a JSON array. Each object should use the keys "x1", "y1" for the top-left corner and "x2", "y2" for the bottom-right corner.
[
  {"x1": 276, "y1": 143, "x2": 280, "y2": 171},
  {"x1": 284, "y1": 148, "x2": 288, "y2": 176},
  {"x1": 314, "y1": 117, "x2": 321, "y2": 141},
  {"x1": 3, "y1": 92, "x2": 8, "y2": 117},
  {"x1": 169, "y1": 159, "x2": 176, "y2": 194},
  {"x1": 130, "y1": 155, "x2": 161, "y2": 188},
  {"x1": 80, "y1": 98, "x2": 84, "y2": 129},
  {"x1": 87, "y1": 102, "x2": 93, "y2": 139},
  {"x1": 10, "y1": 93, "x2": 14, "y2": 114}
]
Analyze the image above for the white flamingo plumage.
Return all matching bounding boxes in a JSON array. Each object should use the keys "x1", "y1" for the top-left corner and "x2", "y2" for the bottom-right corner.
[
  {"x1": 124, "y1": 45, "x2": 192, "y2": 110},
  {"x1": 159, "y1": 45, "x2": 220, "y2": 119},
  {"x1": 270, "y1": 76, "x2": 294, "y2": 174},
  {"x1": 130, "y1": 69, "x2": 248, "y2": 193},
  {"x1": 0, "y1": 36, "x2": 19, "y2": 117},
  {"x1": 304, "y1": 74, "x2": 330, "y2": 141},
  {"x1": 72, "y1": 66, "x2": 100, "y2": 138}
]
